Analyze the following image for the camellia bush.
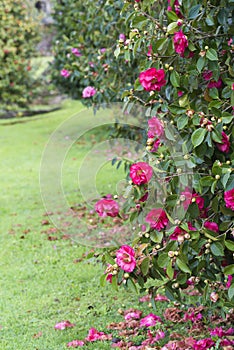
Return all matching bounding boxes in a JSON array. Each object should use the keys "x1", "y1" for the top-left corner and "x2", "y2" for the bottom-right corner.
[
  {"x1": 91, "y1": 0, "x2": 234, "y2": 308},
  {"x1": 53, "y1": 0, "x2": 234, "y2": 316},
  {"x1": 52, "y1": 0, "x2": 139, "y2": 107},
  {"x1": 0, "y1": 0, "x2": 40, "y2": 111}
]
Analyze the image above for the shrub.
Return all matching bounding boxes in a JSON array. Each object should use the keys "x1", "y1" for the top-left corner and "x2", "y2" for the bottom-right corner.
[
  {"x1": 52, "y1": 0, "x2": 139, "y2": 107},
  {"x1": 97, "y1": 0, "x2": 234, "y2": 306},
  {"x1": 0, "y1": 0, "x2": 40, "y2": 111}
]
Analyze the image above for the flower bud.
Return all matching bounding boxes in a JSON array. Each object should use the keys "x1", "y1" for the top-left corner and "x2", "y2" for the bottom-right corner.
[
  {"x1": 215, "y1": 174, "x2": 220, "y2": 180},
  {"x1": 124, "y1": 273, "x2": 129, "y2": 279},
  {"x1": 168, "y1": 251, "x2": 175, "y2": 258}
]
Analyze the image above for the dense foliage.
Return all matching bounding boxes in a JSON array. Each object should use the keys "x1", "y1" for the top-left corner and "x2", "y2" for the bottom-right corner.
[
  {"x1": 52, "y1": 0, "x2": 139, "y2": 106},
  {"x1": 54, "y1": 0, "x2": 234, "y2": 311},
  {"x1": 0, "y1": 0, "x2": 40, "y2": 110}
]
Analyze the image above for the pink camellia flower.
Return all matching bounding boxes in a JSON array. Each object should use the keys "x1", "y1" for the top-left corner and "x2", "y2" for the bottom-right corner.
[
  {"x1": 183, "y1": 311, "x2": 202, "y2": 322},
  {"x1": 202, "y1": 70, "x2": 213, "y2": 81},
  {"x1": 95, "y1": 198, "x2": 119, "y2": 218},
  {"x1": 130, "y1": 162, "x2": 153, "y2": 185},
  {"x1": 139, "y1": 67, "x2": 166, "y2": 91},
  {"x1": 54, "y1": 320, "x2": 75, "y2": 330},
  {"x1": 178, "y1": 90, "x2": 183, "y2": 97},
  {"x1": 207, "y1": 78, "x2": 222, "y2": 89},
  {"x1": 148, "y1": 116, "x2": 164, "y2": 138},
  {"x1": 204, "y1": 221, "x2": 219, "y2": 233},
  {"x1": 124, "y1": 308, "x2": 142, "y2": 321},
  {"x1": 82, "y1": 86, "x2": 97, "y2": 98},
  {"x1": 60, "y1": 69, "x2": 71, "y2": 78},
  {"x1": 181, "y1": 190, "x2": 204, "y2": 211},
  {"x1": 85, "y1": 328, "x2": 111, "y2": 342},
  {"x1": 100, "y1": 48, "x2": 106, "y2": 54},
  {"x1": 224, "y1": 188, "x2": 234, "y2": 211},
  {"x1": 145, "y1": 208, "x2": 169, "y2": 231},
  {"x1": 154, "y1": 294, "x2": 169, "y2": 301},
  {"x1": 140, "y1": 313, "x2": 162, "y2": 327},
  {"x1": 150, "y1": 139, "x2": 161, "y2": 153},
  {"x1": 210, "y1": 327, "x2": 234, "y2": 337},
  {"x1": 226, "y1": 275, "x2": 233, "y2": 288},
  {"x1": 170, "y1": 222, "x2": 195, "y2": 241},
  {"x1": 194, "y1": 338, "x2": 215, "y2": 350},
  {"x1": 147, "y1": 44, "x2": 152, "y2": 57},
  {"x1": 210, "y1": 292, "x2": 219, "y2": 302},
  {"x1": 216, "y1": 132, "x2": 230, "y2": 153},
  {"x1": 67, "y1": 340, "x2": 85, "y2": 347},
  {"x1": 116, "y1": 245, "x2": 136, "y2": 272},
  {"x1": 173, "y1": 31, "x2": 188, "y2": 57},
  {"x1": 71, "y1": 48, "x2": 82, "y2": 57},
  {"x1": 220, "y1": 339, "x2": 234, "y2": 347}
]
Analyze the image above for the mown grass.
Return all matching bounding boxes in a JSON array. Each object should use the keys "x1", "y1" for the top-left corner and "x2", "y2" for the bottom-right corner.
[{"x1": 0, "y1": 100, "x2": 142, "y2": 349}]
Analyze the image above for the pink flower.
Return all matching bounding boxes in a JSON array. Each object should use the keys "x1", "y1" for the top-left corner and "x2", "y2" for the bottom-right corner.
[
  {"x1": 183, "y1": 311, "x2": 202, "y2": 322},
  {"x1": 139, "y1": 68, "x2": 166, "y2": 91},
  {"x1": 67, "y1": 340, "x2": 85, "y2": 347},
  {"x1": 210, "y1": 292, "x2": 219, "y2": 302},
  {"x1": 140, "y1": 313, "x2": 162, "y2": 327},
  {"x1": 100, "y1": 48, "x2": 106, "y2": 54},
  {"x1": 224, "y1": 188, "x2": 234, "y2": 211},
  {"x1": 130, "y1": 162, "x2": 153, "y2": 185},
  {"x1": 202, "y1": 70, "x2": 213, "y2": 81},
  {"x1": 210, "y1": 327, "x2": 234, "y2": 337},
  {"x1": 116, "y1": 245, "x2": 136, "y2": 272},
  {"x1": 232, "y1": 83, "x2": 234, "y2": 90},
  {"x1": 145, "y1": 208, "x2": 169, "y2": 230},
  {"x1": 169, "y1": 223, "x2": 195, "y2": 241},
  {"x1": 181, "y1": 190, "x2": 204, "y2": 211},
  {"x1": 204, "y1": 221, "x2": 219, "y2": 233},
  {"x1": 207, "y1": 78, "x2": 222, "y2": 89},
  {"x1": 82, "y1": 86, "x2": 97, "y2": 98},
  {"x1": 178, "y1": 90, "x2": 183, "y2": 97},
  {"x1": 71, "y1": 48, "x2": 82, "y2": 57},
  {"x1": 119, "y1": 33, "x2": 126, "y2": 41},
  {"x1": 173, "y1": 31, "x2": 188, "y2": 57},
  {"x1": 150, "y1": 139, "x2": 161, "y2": 152},
  {"x1": 54, "y1": 320, "x2": 75, "y2": 330},
  {"x1": 154, "y1": 294, "x2": 169, "y2": 301},
  {"x1": 216, "y1": 132, "x2": 230, "y2": 153},
  {"x1": 226, "y1": 275, "x2": 233, "y2": 288},
  {"x1": 148, "y1": 116, "x2": 164, "y2": 138},
  {"x1": 194, "y1": 338, "x2": 215, "y2": 350},
  {"x1": 147, "y1": 44, "x2": 152, "y2": 57},
  {"x1": 124, "y1": 309, "x2": 142, "y2": 321},
  {"x1": 95, "y1": 198, "x2": 119, "y2": 217},
  {"x1": 220, "y1": 339, "x2": 234, "y2": 347},
  {"x1": 60, "y1": 69, "x2": 71, "y2": 78},
  {"x1": 85, "y1": 328, "x2": 111, "y2": 342}
]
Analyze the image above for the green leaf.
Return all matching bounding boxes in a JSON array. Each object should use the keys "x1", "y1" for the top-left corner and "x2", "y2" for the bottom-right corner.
[
  {"x1": 158, "y1": 253, "x2": 170, "y2": 268},
  {"x1": 150, "y1": 231, "x2": 163, "y2": 243},
  {"x1": 176, "y1": 258, "x2": 191, "y2": 274},
  {"x1": 100, "y1": 274, "x2": 107, "y2": 287},
  {"x1": 170, "y1": 70, "x2": 180, "y2": 87},
  {"x1": 165, "y1": 127, "x2": 175, "y2": 141},
  {"x1": 206, "y1": 48, "x2": 218, "y2": 61},
  {"x1": 114, "y1": 46, "x2": 120, "y2": 58},
  {"x1": 166, "y1": 260, "x2": 174, "y2": 279},
  {"x1": 224, "y1": 264, "x2": 234, "y2": 275},
  {"x1": 200, "y1": 176, "x2": 215, "y2": 187},
  {"x1": 140, "y1": 257, "x2": 150, "y2": 276},
  {"x1": 167, "y1": 22, "x2": 178, "y2": 34},
  {"x1": 191, "y1": 128, "x2": 207, "y2": 147},
  {"x1": 225, "y1": 240, "x2": 234, "y2": 251},
  {"x1": 188, "y1": 4, "x2": 201, "y2": 19},
  {"x1": 228, "y1": 284, "x2": 234, "y2": 300},
  {"x1": 196, "y1": 56, "x2": 206, "y2": 72},
  {"x1": 167, "y1": 11, "x2": 178, "y2": 21},
  {"x1": 177, "y1": 115, "x2": 189, "y2": 130},
  {"x1": 210, "y1": 242, "x2": 224, "y2": 256},
  {"x1": 111, "y1": 275, "x2": 118, "y2": 291}
]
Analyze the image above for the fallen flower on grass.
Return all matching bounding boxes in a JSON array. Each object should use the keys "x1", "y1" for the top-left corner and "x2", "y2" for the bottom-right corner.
[
  {"x1": 85, "y1": 327, "x2": 112, "y2": 341},
  {"x1": 140, "y1": 313, "x2": 162, "y2": 327},
  {"x1": 67, "y1": 340, "x2": 85, "y2": 348},
  {"x1": 54, "y1": 320, "x2": 75, "y2": 330}
]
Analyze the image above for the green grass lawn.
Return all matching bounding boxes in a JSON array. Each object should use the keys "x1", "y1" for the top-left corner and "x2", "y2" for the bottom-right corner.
[{"x1": 0, "y1": 100, "x2": 139, "y2": 350}]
